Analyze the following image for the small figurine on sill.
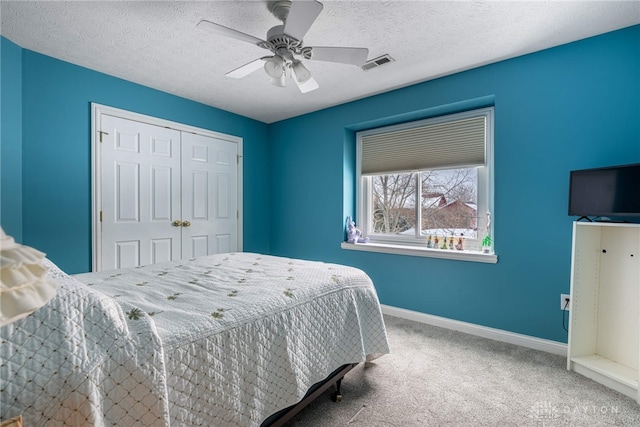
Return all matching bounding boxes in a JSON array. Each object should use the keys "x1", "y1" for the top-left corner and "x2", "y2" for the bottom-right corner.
[
  {"x1": 441, "y1": 236, "x2": 448, "y2": 250},
  {"x1": 455, "y1": 236, "x2": 464, "y2": 251},
  {"x1": 482, "y1": 212, "x2": 493, "y2": 253},
  {"x1": 482, "y1": 234, "x2": 493, "y2": 253},
  {"x1": 426, "y1": 235, "x2": 433, "y2": 248},
  {"x1": 346, "y1": 216, "x2": 369, "y2": 244},
  {"x1": 449, "y1": 236, "x2": 455, "y2": 250}
]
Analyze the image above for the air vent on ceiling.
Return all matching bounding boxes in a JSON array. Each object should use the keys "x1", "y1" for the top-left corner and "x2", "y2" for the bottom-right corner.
[{"x1": 362, "y1": 54, "x2": 395, "y2": 71}]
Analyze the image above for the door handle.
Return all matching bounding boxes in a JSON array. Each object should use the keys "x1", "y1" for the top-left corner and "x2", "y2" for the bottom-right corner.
[
  {"x1": 182, "y1": 221, "x2": 191, "y2": 227},
  {"x1": 172, "y1": 220, "x2": 182, "y2": 227}
]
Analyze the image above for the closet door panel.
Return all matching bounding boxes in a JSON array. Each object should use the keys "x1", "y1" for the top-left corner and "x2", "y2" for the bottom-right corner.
[{"x1": 100, "y1": 114, "x2": 181, "y2": 270}]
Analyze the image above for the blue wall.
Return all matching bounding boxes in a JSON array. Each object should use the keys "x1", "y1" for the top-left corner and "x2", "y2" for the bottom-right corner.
[
  {"x1": 1, "y1": 40, "x2": 271, "y2": 273},
  {"x1": 2, "y1": 25, "x2": 638, "y2": 342},
  {"x1": 268, "y1": 25, "x2": 640, "y2": 343},
  {"x1": 1, "y1": 38, "x2": 23, "y2": 241}
]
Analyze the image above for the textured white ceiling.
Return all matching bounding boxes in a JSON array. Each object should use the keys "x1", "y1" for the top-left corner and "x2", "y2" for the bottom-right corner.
[{"x1": 2, "y1": 1, "x2": 639, "y2": 123}]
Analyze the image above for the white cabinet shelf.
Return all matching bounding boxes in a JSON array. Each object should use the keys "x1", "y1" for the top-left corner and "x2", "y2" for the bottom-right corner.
[{"x1": 567, "y1": 221, "x2": 640, "y2": 403}]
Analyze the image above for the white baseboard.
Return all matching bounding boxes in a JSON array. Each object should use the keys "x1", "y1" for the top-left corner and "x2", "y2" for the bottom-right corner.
[{"x1": 381, "y1": 304, "x2": 568, "y2": 357}]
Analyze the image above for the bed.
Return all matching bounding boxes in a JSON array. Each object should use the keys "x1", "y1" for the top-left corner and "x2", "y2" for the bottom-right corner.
[{"x1": 0, "y1": 252, "x2": 389, "y2": 426}]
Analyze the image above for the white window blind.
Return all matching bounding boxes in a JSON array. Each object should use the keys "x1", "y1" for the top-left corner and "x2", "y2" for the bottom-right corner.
[{"x1": 360, "y1": 115, "x2": 487, "y2": 175}]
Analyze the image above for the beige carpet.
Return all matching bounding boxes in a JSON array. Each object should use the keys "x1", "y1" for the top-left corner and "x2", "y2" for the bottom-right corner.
[{"x1": 283, "y1": 315, "x2": 640, "y2": 426}]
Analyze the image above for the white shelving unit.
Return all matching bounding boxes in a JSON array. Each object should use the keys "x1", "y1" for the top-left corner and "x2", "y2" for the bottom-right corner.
[{"x1": 567, "y1": 221, "x2": 640, "y2": 403}]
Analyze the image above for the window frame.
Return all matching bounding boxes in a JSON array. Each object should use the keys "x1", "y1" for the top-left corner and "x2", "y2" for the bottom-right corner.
[{"x1": 352, "y1": 107, "x2": 496, "y2": 263}]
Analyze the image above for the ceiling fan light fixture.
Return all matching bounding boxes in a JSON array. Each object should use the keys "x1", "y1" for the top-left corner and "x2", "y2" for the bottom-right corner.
[
  {"x1": 292, "y1": 61, "x2": 312, "y2": 83},
  {"x1": 270, "y1": 74, "x2": 286, "y2": 87},
  {"x1": 264, "y1": 55, "x2": 285, "y2": 78}
]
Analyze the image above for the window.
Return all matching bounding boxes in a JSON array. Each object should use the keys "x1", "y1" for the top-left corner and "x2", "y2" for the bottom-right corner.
[{"x1": 354, "y1": 107, "x2": 494, "y2": 261}]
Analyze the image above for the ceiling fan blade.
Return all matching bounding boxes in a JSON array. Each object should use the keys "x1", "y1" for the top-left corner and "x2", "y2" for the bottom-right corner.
[
  {"x1": 307, "y1": 46, "x2": 369, "y2": 66},
  {"x1": 283, "y1": 0, "x2": 323, "y2": 41},
  {"x1": 225, "y1": 58, "x2": 268, "y2": 79},
  {"x1": 294, "y1": 75, "x2": 319, "y2": 93},
  {"x1": 197, "y1": 20, "x2": 267, "y2": 47}
]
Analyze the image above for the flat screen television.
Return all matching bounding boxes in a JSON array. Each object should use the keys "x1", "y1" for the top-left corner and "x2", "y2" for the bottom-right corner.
[{"x1": 568, "y1": 163, "x2": 640, "y2": 219}]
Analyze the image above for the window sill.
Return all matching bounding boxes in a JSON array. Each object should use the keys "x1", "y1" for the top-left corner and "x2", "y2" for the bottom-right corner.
[{"x1": 340, "y1": 241, "x2": 498, "y2": 264}]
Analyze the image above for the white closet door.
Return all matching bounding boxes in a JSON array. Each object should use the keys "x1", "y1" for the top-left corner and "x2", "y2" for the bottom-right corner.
[
  {"x1": 181, "y1": 132, "x2": 238, "y2": 257},
  {"x1": 101, "y1": 115, "x2": 182, "y2": 269}
]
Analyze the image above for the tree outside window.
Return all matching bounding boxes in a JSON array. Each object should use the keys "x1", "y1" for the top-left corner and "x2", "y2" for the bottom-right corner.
[{"x1": 371, "y1": 167, "x2": 478, "y2": 239}]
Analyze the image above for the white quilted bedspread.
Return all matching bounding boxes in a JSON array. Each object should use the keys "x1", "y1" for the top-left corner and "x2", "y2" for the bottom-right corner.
[{"x1": 1, "y1": 253, "x2": 389, "y2": 426}]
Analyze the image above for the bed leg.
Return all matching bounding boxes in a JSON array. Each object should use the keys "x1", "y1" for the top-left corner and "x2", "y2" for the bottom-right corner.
[{"x1": 331, "y1": 377, "x2": 344, "y2": 402}]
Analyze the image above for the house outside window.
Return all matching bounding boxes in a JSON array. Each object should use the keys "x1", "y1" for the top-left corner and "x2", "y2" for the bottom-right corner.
[{"x1": 355, "y1": 107, "x2": 494, "y2": 259}]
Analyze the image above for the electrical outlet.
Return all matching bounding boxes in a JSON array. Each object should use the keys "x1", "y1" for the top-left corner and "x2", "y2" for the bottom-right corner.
[{"x1": 560, "y1": 294, "x2": 571, "y2": 310}]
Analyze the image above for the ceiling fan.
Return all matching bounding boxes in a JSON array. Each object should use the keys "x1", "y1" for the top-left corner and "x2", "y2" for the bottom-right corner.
[{"x1": 197, "y1": 0, "x2": 369, "y2": 93}]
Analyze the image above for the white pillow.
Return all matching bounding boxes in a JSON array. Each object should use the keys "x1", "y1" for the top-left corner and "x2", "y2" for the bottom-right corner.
[{"x1": 0, "y1": 228, "x2": 57, "y2": 327}]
